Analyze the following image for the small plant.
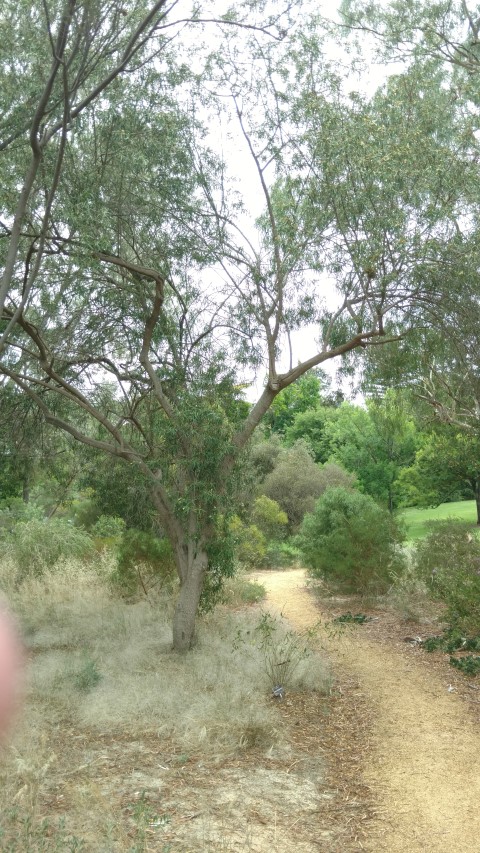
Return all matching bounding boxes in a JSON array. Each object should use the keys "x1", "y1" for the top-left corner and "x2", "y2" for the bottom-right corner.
[
  {"x1": 127, "y1": 791, "x2": 170, "y2": 853},
  {"x1": 333, "y1": 612, "x2": 371, "y2": 624},
  {"x1": 0, "y1": 810, "x2": 85, "y2": 851},
  {"x1": 421, "y1": 634, "x2": 446, "y2": 652},
  {"x1": 73, "y1": 654, "x2": 102, "y2": 692},
  {"x1": 234, "y1": 611, "x2": 320, "y2": 694},
  {"x1": 449, "y1": 655, "x2": 480, "y2": 676},
  {"x1": 421, "y1": 630, "x2": 480, "y2": 653}
]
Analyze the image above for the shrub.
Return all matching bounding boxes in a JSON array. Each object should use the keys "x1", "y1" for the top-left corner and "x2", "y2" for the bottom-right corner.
[
  {"x1": 413, "y1": 519, "x2": 480, "y2": 634},
  {"x1": 299, "y1": 487, "x2": 406, "y2": 593},
  {"x1": 251, "y1": 495, "x2": 288, "y2": 541},
  {"x1": 6, "y1": 517, "x2": 94, "y2": 582},
  {"x1": 112, "y1": 529, "x2": 177, "y2": 599},
  {"x1": 265, "y1": 540, "x2": 301, "y2": 569},
  {"x1": 229, "y1": 515, "x2": 267, "y2": 568},
  {"x1": 90, "y1": 514, "x2": 125, "y2": 540},
  {"x1": 262, "y1": 440, "x2": 328, "y2": 531}
]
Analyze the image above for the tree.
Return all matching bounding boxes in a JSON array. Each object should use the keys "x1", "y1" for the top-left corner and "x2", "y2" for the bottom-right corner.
[
  {"x1": 0, "y1": 5, "x2": 472, "y2": 648},
  {"x1": 263, "y1": 371, "x2": 324, "y2": 435},
  {"x1": 399, "y1": 428, "x2": 480, "y2": 523},
  {"x1": 285, "y1": 405, "x2": 336, "y2": 463},
  {"x1": 324, "y1": 394, "x2": 418, "y2": 511}
]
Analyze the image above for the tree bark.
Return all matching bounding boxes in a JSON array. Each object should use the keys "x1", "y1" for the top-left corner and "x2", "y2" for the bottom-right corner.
[
  {"x1": 475, "y1": 477, "x2": 480, "y2": 526},
  {"x1": 172, "y1": 548, "x2": 208, "y2": 651}
]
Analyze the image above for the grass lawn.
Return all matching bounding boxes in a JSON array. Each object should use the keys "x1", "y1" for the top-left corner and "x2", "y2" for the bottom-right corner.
[{"x1": 400, "y1": 500, "x2": 478, "y2": 541}]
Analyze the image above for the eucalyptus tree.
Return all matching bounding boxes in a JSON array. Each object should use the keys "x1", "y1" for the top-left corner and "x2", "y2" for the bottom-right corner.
[
  {"x1": 1, "y1": 7, "x2": 474, "y2": 649},
  {"x1": 0, "y1": 0, "x2": 286, "y2": 344}
]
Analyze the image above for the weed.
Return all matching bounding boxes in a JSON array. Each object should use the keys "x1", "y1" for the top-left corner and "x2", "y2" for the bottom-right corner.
[
  {"x1": 221, "y1": 576, "x2": 266, "y2": 606},
  {"x1": 449, "y1": 655, "x2": 480, "y2": 676},
  {"x1": 127, "y1": 791, "x2": 171, "y2": 852},
  {"x1": 421, "y1": 635, "x2": 445, "y2": 652},
  {"x1": 73, "y1": 655, "x2": 102, "y2": 692},
  {"x1": 233, "y1": 610, "x2": 329, "y2": 696},
  {"x1": 0, "y1": 809, "x2": 86, "y2": 851},
  {"x1": 421, "y1": 630, "x2": 480, "y2": 654},
  {"x1": 333, "y1": 612, "x2": 371, "y2": 625}
]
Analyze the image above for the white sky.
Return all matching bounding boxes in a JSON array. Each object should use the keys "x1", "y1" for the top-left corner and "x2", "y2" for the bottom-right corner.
[{"x1": 202, "y1": 4, "x2": 395, "y2": 402}]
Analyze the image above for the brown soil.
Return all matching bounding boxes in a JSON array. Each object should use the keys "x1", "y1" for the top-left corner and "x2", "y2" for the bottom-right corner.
[{"x1": 260, "y1": 568, "x2": 480, "y2": 853}]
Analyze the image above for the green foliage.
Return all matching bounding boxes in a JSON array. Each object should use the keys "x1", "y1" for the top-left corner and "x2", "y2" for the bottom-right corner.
[
  {"x1": 333, "y1": 612, "x2": 371, "y2": 624},
  {"x1": 265, "y1": 540, "x2": 301, "y2": 569},
  {"x1": 73, "y1": 655, "x2": 102, "y2": 693},
  {"x1": 422, "y1": 630, "x2": 480, "y2": 654},
  {"x1": 398, "y1": 430, "x2": 480, "y2": 514},
  {"x1": 299, "y1": 487, "x2": 406, "y2": 593},
  {"x1": 262, "y1": 440, "x2": 327, "y2": 532},
  {"x1": 249, "y1": 434, "x2": 283, "y2": 480},
  {"x1": 251, "y1": 495, "x2": 288, "y2": 540},
  {"x1": 81, "y1": 457, "x2": 158, "y2": 533},
  {"x1": 413, "y1": 520, "x2": 480, "y2": 634},
  {"x1": 285, "y1": 405, "x2": 335, "y2": 463},
  {"x1": 263, "y1": 372, "x2": 323, "y2": 435},
  {"x1": 90, "y1": 514, "x2": 126, "y2": 540},
  {"x1": 230, "y1": 515, "x2": 267, "y2": 568},
  {"x1": 325, "y1": 395, "x2": 418, "y2": 511},
  {"x1": 449, "y1": 656, "x2": 480, "y2": 676},
  {"x1": 113, "y1": 529, "x2": 177, "y2": 600},
  {"x1": 200, "y1": 517, "x2": 237, "y2": 613},
  {"x1": 5, "y1": 517, "x2": 94, "y2": 582}
]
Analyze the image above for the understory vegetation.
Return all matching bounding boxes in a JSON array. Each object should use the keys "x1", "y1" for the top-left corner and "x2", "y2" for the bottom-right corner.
[{"x1": 0, "y1": 551, "x2": 331, "y2": 850}]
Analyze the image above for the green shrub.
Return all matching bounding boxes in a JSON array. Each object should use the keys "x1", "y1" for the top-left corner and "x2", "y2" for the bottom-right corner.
[
  {"x1": 73, "y1": 654, "x2": 102, "y2": 692},
  {"x1": 413, "y1": 519, "x2": 480, "y2": 634},
  {"x1": 90, "y1": 514, "x2": 125, "y2": 539},
  {"x1": 229, "y1": 515, "x2": 267, "y2": 568},
  {"x1": 6, "y1": 517, "x2": 94, "y2": 581},
  {"x1": 113, "y1": 529, "x2": 177, "y2": 599},
  {"x1": 299, "y1": 487, "x2": 406, "y2": 593},
  {"x1": 264, "y1": 540, "x2": 301, "y2": 569},
  {"x1": 252, "y1": 496, "x2": 288, "y2": 540},
  {"x1": 449, "y1": 655, "x2": 480, "y2": 676}
]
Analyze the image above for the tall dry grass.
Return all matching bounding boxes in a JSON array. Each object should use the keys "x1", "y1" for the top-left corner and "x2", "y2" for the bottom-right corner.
[{"x1": 0, "y1": 553, "x2": 331, "y2": 850}]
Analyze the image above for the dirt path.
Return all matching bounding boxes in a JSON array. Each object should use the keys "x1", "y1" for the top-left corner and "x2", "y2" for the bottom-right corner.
[{"x1": 260, "y1": 568, "x2": 480, "y2": 853}]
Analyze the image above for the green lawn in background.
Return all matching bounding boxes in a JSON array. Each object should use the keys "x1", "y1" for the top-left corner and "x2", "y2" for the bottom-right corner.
[{"x1": 400, "y1": 500, "x2": 478, "y2": 542}]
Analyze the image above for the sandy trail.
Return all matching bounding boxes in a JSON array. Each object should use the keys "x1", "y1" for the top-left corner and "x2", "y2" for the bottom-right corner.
[{"x1": 260, "y1": 568, "x2": 480, "y2": 853}]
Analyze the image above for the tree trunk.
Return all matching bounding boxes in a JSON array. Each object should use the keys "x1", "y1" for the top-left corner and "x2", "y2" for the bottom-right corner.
[
  {"x1": 172, "y1": 549, "x2": 208, "y2": 652},
  {"x1": 475, "y1": 477, "x2": 480, "y2": 526}
]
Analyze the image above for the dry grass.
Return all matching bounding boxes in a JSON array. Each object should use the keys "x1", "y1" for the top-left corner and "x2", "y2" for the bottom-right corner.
[{"x1": 0, "y1": 555, "x2": 332, "y2": 851}]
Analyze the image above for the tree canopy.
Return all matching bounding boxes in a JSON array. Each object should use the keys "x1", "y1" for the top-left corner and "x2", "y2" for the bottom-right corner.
[{"x1": 2, "y1": 0, "x2": 479, "y2": 647}]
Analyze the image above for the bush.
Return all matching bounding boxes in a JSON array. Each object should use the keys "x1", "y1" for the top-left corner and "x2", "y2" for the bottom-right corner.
[
  {"x1": 229, "y1": 516, "x2": 267, "y2": 568},
  {"x1": 6, "y1": 517, "x2": 94, "y2": 581},
  {"x1": 299, "y1": 487, "x2": 406, "y2": 594},
  {"x1": 251, "y1": 496, "x2": 288, "y2": 541},
  {"x1": 264, "y1": 540, "x2": 301, "y2": 569},
  {"x1": 113, "y1": 529, "x2": 177, "y2": 599},
  {"x1": 413, "y1": 519, "x2": 480, "y2": 634},
  {"x1": 262, "y1": 440, "x2": 328, "y2": 531}
]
